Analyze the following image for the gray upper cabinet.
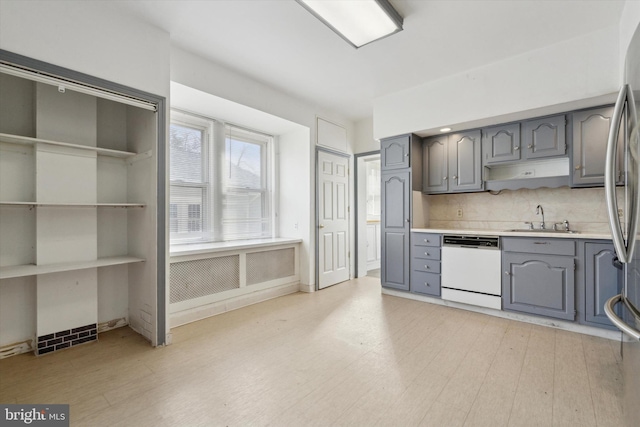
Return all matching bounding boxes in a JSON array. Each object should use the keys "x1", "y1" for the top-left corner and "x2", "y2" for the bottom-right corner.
[
  {"x1": 571, "y1": 106, "x2": 623, "y2": 187},
  {"x1": 381, "y1": 135, "x2": 410, "y2": 170},
  {"x1": 482, "y1": 123, "x2": 521, "y2": 165},
  {"x1": 502, "y1": 237, "x2": 576, "y2": 321},
  {"x1": 381, "y1": 170, "x2": 411, "y2": 291},
  {"x1": 449, "y1": 130, "x2": 482, "y2": 192},
  {"x1": 422, "y1": 136, "x2": 448, "y2": 193},
  {"x1": 583, "y1": 242, "x2": 621, "y2": 328},
  {"x1": 522, "y1": 115, "x2": 567, "y2": 160},
  {"x1": 423, "y1": 131, "x2": 482, "y2": 194}
]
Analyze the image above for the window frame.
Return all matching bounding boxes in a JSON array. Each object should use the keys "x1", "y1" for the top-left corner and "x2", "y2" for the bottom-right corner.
[{"x1": 169, "y1": 109, "x2": 275, "y2": 245}]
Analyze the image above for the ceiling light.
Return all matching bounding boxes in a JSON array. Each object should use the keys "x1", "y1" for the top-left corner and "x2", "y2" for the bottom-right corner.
[
  {"x1": 440, "y1": 127, "x2": 452, "y2": 132},
  {"x1": 297, "y1": 0, "x2": 403, "y2": 49}
]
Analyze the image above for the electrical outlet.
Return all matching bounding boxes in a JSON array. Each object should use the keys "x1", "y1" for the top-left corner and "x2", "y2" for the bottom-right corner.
[{"x1": 456, "y1": 208, "x2": 463, "y2": 218}]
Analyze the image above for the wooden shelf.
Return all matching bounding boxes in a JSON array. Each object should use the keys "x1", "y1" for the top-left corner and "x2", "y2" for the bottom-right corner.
[
  {"x1": 0, "y1": 132, "x2": 137, "y2": 158},
  {"x1": 0, "y1": 256, "x2": 146, "y2": 280},
  {"x1": 0, "y1": 201, "x2": 145, "y2": 208}
]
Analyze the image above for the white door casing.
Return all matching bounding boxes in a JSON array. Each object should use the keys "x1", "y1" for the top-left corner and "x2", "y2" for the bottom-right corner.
[{"x1": 318, "y1": 150, "x2": 350, "y2": 289}]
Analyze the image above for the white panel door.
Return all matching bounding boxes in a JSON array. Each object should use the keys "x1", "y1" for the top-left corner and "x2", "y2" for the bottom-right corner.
[{"x1": 318, "y1": 151, "x2": 350, "y2": 289}]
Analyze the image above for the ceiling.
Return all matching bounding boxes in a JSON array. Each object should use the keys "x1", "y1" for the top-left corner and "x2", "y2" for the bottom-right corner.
[{"x1": 110, "y1": 0, "x2": 626, "y2": 122}]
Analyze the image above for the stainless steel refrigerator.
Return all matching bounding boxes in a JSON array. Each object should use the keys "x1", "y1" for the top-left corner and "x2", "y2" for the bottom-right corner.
[{"x1": 604, "y1": 22, "x2": 640, "y2": 427}]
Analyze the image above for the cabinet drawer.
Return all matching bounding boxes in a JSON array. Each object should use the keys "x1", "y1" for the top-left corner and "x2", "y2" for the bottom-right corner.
[
  {"x1": 412, "y1": 259, "x2": 440, "y2": 274},
  {"x1": 411, "y1": 271, "x2": 441, "y2": 296},
  {"x1": 413, "y1": 247, "x2": 440, "y2": 260},
  {"x1": 502, "y1": 237, "x2": 575, "y2": 256},
  {"x1": 412, "y1": 233, "x2": 440, "y2": 247}
]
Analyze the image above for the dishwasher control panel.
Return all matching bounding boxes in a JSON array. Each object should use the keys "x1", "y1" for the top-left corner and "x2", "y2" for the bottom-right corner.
[{"x1": 442, "y1": 235, "x2": 500, "y2": 249}]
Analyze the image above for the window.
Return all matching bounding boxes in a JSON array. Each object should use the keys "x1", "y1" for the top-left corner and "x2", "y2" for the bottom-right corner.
[{"x1": 169, "y1": 110, "x2": 274, "y2": 243}]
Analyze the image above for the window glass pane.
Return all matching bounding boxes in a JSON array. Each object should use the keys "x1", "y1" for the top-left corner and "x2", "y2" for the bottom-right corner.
[
  {"x1": 223, "y1": 189, "x2": 269, "y2": 240},
  {"x1": 225, "y1": 136, "x2": 262, "y2": 190},
  {"x1": 169, "y1": 185, "x2": 206, "y2": 240},
  {"x1": 170, "y1": 123, "x2": 204, "y2": 183}
]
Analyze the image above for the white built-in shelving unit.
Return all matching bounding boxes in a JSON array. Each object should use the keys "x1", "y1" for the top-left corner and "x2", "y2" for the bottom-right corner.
[{"x1": 0, "y1": 68, "x2": 160, "y2": 355}]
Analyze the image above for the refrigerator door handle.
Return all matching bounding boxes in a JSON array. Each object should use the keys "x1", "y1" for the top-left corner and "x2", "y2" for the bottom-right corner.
[
  {"x1": 626, "y1": 88, "x2": 640, "y2": 262},
  {"x1": 606, "y1": 85, "x2": 631, "y2": 263},
  {"x1": 605, "y1": 294, "x2": 640, "y2": 340}
]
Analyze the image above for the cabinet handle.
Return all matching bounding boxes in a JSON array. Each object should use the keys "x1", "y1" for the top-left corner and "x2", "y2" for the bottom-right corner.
[
  {"x1": 443, "y1": 176, "x2": 448, "y2": 181},
  {"x1": 575, "y1": 165, "x2": 581, "y2": 170},
  {"x1": 533, "y1": 241, "x2": 549, "y2": 245},
  {"x1": 528, "y1": 144, "x2": 533, "y2": 149},
  {"x1": 424, "y1": 282, "x2": 430, "y2": 287},
  {"x1": 405, "y1": 153, "x2": 409, "y2": 157},
  {"x1": 423, "y1": 239, "x2": 429, "y2": 243},
  {"x1": 452, "y1": 175, "x2": 458, "y2": 180},
  {"x1": 514, "y1": 146, "x2": 520, "y2": 151},
  {"x1": 406, "y1": 219, "x2": 410, "y2": 223},
  {"x1": 505, "y1": 271, "x2": 511, "y2": 275},
  {"x1": 424, "y1": 265, "x2": 430, "y2": 269},
  {"x1": 425, "y1": 252, "x2": 430, "y2": 256}
]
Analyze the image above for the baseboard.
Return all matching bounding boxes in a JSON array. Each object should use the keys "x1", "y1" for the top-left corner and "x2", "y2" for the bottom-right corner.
[
  {"x1": 170, "y1": 281, "x2": 300, "y2": 328},
  {"x1": 299, "y1": 283, "x2": 315, "y2": 293},
  {"x1": 381, "y1": 288, "x2": 621, "y2": 341},
  {"x1": 0, "y1": 340, "x2": 33, "y2": 359},
  {"x1": 97, "y1": 317, "x2": 128, "y2": 333}
]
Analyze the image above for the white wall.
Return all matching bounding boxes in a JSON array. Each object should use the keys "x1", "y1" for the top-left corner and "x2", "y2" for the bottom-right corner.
[
  {"x1": 278, "y1": 128, "x2": 312, "y2": 289},
  {"x1": 353, "y1": 116, "x2": 377, "y2": 154},
  {"x1": 373, "y1": 25, "x2": 620, "y2": 139},
  {"x1": 170, "y1": 46, "x2": 357, "y2": 289},
  {"x1": 0, "y1": 1, "x2": 170, "y2": 98},
  {"x1": 619, "y1": 0, "x2": 640, "y2": 76}
]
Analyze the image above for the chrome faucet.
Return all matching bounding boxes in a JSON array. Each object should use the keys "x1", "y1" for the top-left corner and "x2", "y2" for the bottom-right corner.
[{"x1": 536, "y1": 205, "x2": 545, "y2": 229}]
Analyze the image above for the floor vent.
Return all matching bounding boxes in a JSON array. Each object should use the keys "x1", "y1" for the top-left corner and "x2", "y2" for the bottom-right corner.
[{"x1": 170, "y1": 255, "x2": 240, "y2": 303}]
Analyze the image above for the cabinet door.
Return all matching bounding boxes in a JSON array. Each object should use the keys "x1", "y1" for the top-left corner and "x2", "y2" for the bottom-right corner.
[
  {"x1": 572, "y1": 107, "x2": 623, "y2": 186},
  {"x1": 522, "y1": 115, "x2": 566, "y2": 159},
  {"x1": 381, "y1": 135, "x2": 410, "y2": 170},
  {"x1": 448, "y1": 130, "x2": 482, "y2": 192},
  {"x1": 482, "y1": 123, "x2": 521, "y2": 165},
  {"x1": 502, "y1": 253, "x2": 575, "y2": 320},
  {"x1": 381, "y1": 170, "x2": 410, "y2": 291},
  {"x1": 584, "y1": 242, "x2": 622, "y2": 327},
  {"x1": 422, "y1": 136, "x2": 448, "y2": 193}
]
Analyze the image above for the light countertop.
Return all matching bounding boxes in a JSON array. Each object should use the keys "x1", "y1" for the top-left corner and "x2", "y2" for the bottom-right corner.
[{"x1": 411, "y1": 228, "x2": 612, "y2": 240}]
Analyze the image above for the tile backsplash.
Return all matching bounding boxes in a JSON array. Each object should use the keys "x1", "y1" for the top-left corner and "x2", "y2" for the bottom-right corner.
[{"x1": 422, "y1": 186, "x2": 621, "y2": 234}]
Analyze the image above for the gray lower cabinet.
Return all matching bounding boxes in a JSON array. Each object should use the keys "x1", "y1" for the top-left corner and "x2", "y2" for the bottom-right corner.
[
  {"x1": 502, "y1": 237, "x2": 576, "y2": 321},
  {"x1": 582, "y1": 242, "x2": 622, "y2": 328},
  {"x1": 381, "y1": 170, "x2": 411, "y2": 291},
  {"x1": 410, "y1": 233, "x2": 441, "y2": 296}
]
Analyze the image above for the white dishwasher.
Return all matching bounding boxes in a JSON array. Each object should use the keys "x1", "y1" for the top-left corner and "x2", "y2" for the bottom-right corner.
[{"x1": 441, "y1": 235, "x2": 502, "y2": 310}]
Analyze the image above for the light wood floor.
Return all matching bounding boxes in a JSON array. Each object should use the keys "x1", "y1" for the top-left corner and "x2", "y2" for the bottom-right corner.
[{"x1": 0, "y1": 277, "x2": 624, "y2": 426}]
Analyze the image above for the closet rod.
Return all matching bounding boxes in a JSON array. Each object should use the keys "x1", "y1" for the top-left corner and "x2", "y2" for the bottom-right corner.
[{"x1": 0, "y1": 63, "x2": 157, "y2": 112}]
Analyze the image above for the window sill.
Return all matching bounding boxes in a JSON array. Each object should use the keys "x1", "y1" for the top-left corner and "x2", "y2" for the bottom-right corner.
[{"x1": 170, "y1": 237, "x2": 302, "y2": 258}]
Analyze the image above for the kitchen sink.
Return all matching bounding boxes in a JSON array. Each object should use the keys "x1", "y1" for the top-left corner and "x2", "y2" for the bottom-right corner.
[{"x1": 502, "y1": 229, "x2": 580, "y2": 234}]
